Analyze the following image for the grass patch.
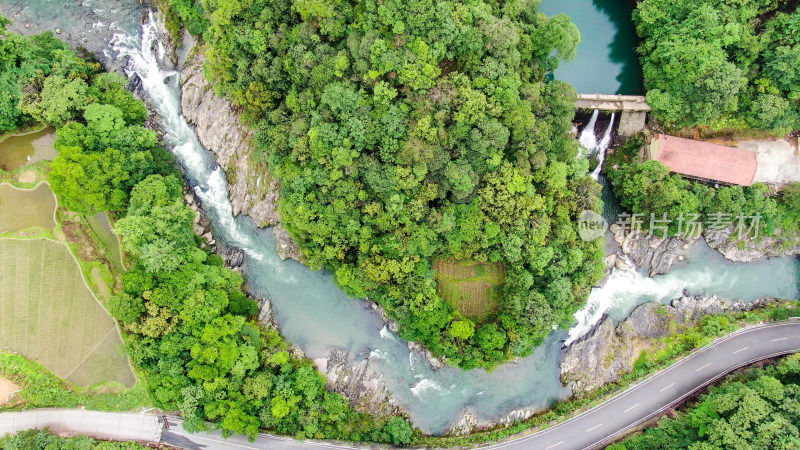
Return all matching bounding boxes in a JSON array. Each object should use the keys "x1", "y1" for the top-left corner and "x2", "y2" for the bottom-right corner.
[
  {"x1": 86, "y1": 212, "x2": 126, "y2": 272},
  {"x1": 0, "y1": 351, "x2": 148, "y2": 412},
  {"x1": 0, "y1": 238, "x2": 135, "y2": 388},
  {"x1": 434, "y1": 260, "x2": 505, "y2": 321}
]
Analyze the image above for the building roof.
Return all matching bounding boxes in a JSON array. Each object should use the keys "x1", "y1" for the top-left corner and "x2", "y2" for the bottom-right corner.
[{"x1": 652, "y1": 134, "x2": 757, "y2": 186}]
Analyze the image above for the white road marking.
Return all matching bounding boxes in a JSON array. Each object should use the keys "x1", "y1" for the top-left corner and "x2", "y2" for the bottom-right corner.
[
  {"x1": 586, "y1": 424, "x2": 603, "y2": 432},
  {"x1": 696, "y1": 363, "x2": 711, "y2": 372},
  {"x1": 732, "y1": 346, "x2": 750, "y2": 354},
  {"x1": 177, "y1": 434, "x2": 258, "y2": 450},
  {"x1": 660, "y1": 382, "x2": 676, "y2": 392},
  {"x1": 772, "y1": 338, "x2": 788, "y2": 342},
  {"x1": 545, "y1": 442, "x2": 564, "y2": 449},
  {"x1": 624, "y1": 403, "x2": 640, "y2": 413}
]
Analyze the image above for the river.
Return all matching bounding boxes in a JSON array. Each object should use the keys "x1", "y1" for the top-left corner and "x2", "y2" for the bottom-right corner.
[
  {"x1": 1, "y1": 0, "x2": 797, "y2": 435},
  {"x1": 539, "y1": 0, "x2": 644, "y2": 95}
]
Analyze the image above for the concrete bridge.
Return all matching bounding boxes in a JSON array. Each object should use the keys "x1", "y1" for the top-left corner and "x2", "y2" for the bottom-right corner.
[{"x1": 576, "y1": 93, "x2": 650, "y2": 136}]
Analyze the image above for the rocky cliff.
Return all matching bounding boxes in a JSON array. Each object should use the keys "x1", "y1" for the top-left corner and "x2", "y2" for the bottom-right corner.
[
  {"x1": 608, "y1": 224, "x2": 696, "y2": 276},
  {"x1": 179, "y1": 44, "x2": 303, "y2": 261},
  {"x1": 313, "y1": 350, "x2": 404, "y2": 418},
  {"x1": 560, "y1": 296, "x2": 774, "y2": 397},
  {"x1": 180, "y1": 46, "x2": 279, "y2": 227},
  {"x1": 705, "y1": 226, "x2": 800, "y2": 263}
]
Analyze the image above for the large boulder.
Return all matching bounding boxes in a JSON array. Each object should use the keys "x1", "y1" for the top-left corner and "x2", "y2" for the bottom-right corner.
[
  {"x1": 560, "y1": 296, "x2": 776, "y2": 397},
  {"x1": 610, "y1": 224, "x2": 696, "y2": 276}
]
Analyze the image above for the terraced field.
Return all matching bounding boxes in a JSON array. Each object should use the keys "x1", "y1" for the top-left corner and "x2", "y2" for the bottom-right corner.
[
  {"x1": 0, "y1": 239, "x2": 135, "y2": 387},
  {"x1": 0, "y1": 183, "x2": 56, "y2": 233},
  {"x1": 434, "y1": 260, "x2": 506, "y2": 320}
]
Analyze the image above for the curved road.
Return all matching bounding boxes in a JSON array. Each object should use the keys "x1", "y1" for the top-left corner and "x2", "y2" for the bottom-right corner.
[{"x1": 4, "y1": 322, "x2": 800, "y2": 449}]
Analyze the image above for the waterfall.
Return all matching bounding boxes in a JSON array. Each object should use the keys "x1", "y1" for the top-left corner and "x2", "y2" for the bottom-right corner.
[
  {"x1": 590, "y1": 112, "x2": 615, "y2": 180},
  {"x1": 578, "y1": 109, "x2": 599, "y2": 155}
]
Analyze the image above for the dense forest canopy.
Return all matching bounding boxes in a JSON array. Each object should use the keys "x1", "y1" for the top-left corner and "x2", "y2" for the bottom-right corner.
[
  {"x1": 2, "y1": 19, "x2": 413, "y2": 442},
  {"x1": 0, "y1": 16, "x2": 96, "y2": 132},
  {"x1": 609, "y1": 354, "x2": 800, "y2": 449},
  {"x1": 635, "y1": 0, "x2": 800, "y2": 132},
  {"x1": 173, "y1": 0, "x2": 605, "y2": 370}
]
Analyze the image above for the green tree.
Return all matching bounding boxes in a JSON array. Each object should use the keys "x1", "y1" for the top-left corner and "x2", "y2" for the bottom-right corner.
[
  {"x1": 49, "y1": 146, "x2": 130, "y2": 213},
  {"x1": 383, "y1": 417, "x2": 413, "y2": 445},
  {"x1": 115, "y1": 175, "x2": 197, "y2": 272},
  {"x1": 20, "y1": 74, "x2": 89, "y2": 127}
]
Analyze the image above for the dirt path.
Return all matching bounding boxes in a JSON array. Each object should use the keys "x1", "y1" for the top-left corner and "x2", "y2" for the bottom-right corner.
[{"x1": 0, "y1": 377, "x2": 21, "y2": 405}]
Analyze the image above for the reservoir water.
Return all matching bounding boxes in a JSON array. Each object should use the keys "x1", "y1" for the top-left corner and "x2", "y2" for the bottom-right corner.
[
  {"x1": 1, "y1": 0, "x2": 797, "y2": 435},
  {"x1": 539, "y1": 0, "x2": 644, "y2": 95}
]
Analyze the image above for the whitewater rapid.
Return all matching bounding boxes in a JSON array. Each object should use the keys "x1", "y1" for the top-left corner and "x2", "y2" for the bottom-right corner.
[{"x1": 73, "y1": 9, "x2": 799, "y2": 434}]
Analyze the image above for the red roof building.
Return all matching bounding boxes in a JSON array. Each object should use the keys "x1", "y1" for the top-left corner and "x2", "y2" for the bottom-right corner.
[{"x1": 648, "y1": 134, "x2": 758, "y2": 186}]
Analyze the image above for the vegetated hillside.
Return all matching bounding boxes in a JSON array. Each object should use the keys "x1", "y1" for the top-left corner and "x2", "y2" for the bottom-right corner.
[
  {"x1": 2, "y1": 19, "x2": 413, "y2": 443},
  {"x1": 608, "y1": 354, "x2": 800, "y2": 449},
  {"x1": 634, "y1": 0, "x2": 800, "y2": 133},
  {"x1": 174, "y1": 0, "x2": 605, "y2": 370},
  {"x1": 0, "y1": 15, "x2": 98, "y2": 133}
]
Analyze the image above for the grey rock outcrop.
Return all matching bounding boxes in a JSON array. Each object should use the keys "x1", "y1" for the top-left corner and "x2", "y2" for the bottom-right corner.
[
  {"x1": 610, "y1": 224, "x2": 696, "y2": 276},
  {"x1": 407, "y1": 341, "x2": 447, "y2": 370},
  {"x1": 179, "y1": 45, "x2": 281, "y2": 228},
  {"x1": 705, "y1": 225, "x2": 800, "y2": 263},
  {"x1": 273, "y1": 224, "x2": 304, "y2": 262},
  {"x1": 316, "y1": 350, "x2": 402, "y2": 418},
  {"x1": 560, "y1": 317, "x2": 627, "y2": 396},
  {"x1": 447, "y1": 407, "x2": 536, "y2": 436},
  {"x1": 448, "y1": 411, "x2": 479, "y2": 436},
  {"x1": 216, "y1": 243, "x2": 246, "y2": 268},
  {"x1": 258, "y1": 299, "x2": 275, "y2": 329},
  {"x1": 560, "y1": 296, "x2": 775, "y2": 397}
]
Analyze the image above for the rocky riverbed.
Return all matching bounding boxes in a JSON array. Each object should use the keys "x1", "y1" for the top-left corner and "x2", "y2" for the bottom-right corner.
[
  {"x1": 605, "y1": 223, "x2": 697, "y2": 276},
  {"x1": 560, "y1": 295, "x2": 777, "y2": 397},
  {"x1": 178, "y1": 41, "x2": 303, "y2": 262},
  {"x1": 705, "y1": 226, "x2": 800, "y2": 263}
]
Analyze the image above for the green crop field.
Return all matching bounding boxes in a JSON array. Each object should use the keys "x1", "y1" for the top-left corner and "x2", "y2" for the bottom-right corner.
[
  {"x1": 434, "y1": 260, "x2": 506, "y2": 321},
  {"x1": 0, "y1": 238, "x2": 135, "y2": 388}
]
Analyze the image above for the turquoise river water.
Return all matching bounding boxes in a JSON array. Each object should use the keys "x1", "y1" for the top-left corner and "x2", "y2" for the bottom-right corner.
[{"x1": 0, "y1": 0, "x2": 796, "y2": 435}]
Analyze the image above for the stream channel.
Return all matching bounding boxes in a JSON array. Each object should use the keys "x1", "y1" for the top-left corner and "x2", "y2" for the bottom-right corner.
[{"x1": 0, "y1": 0, "x2": 797, "y2": 434}]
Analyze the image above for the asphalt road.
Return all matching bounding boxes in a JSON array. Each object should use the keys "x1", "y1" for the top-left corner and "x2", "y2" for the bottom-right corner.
[
  {"x1": 4, "y1": 322, "x2": 800, "y2": 450},
  {"x1": 489, "y1": 321, "x2": 800, "y2": 449},
  {"x1": 160, "y1": 322, "x2": 800, "y2": 450},
  {"x1": 0, "y1": 408, "x2": 162, "y2": 442}
]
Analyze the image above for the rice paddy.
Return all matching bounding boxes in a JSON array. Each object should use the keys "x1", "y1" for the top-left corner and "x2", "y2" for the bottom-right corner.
[
  {"x1": 434, "y1": 260, "x2": 506, "y2": 320},
  {"x1": 0, "y1": 183, "x2": 57, "y2": 233},
  {"x1": 0, "y1": 127, "x2": 57, "y2": 171},
  {"x1": 0, "y1": 239, "x2": 135, "y2": 388}
]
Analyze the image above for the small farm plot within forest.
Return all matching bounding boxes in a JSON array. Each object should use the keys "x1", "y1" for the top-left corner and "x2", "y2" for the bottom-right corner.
[
  {"x1": 434, "y1": 260, "x2": 506, "y2": 321},
  {"x1": 0, "y1": 239, "x2": 135, "y2": 387}
]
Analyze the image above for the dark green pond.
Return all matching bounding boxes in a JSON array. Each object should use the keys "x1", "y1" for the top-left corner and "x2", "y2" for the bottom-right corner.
[
  {"x1": 539, "y1": 0, "x2": 644, "y2": 95},
  {"x1": 0, "y1": 127, "x2": 57, "y2": 171}
]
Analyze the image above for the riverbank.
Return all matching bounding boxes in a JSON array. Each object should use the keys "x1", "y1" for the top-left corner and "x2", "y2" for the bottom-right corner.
[
  {"x1": 4, "y1": 0, "x2": 796, "y2": 439},
  {"x1": 414, "y1": 298, "x2": 800, "y2": 446}
]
